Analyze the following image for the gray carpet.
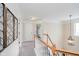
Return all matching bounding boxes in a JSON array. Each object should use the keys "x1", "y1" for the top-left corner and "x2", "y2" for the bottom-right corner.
[{"x1": 19, "y1": 41, "x2": 36, "y2": 56}]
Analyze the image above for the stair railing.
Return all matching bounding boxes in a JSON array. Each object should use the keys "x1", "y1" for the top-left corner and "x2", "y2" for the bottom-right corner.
[{"x1": 33, "y1": 33, "x2": 79, "y2": 56}]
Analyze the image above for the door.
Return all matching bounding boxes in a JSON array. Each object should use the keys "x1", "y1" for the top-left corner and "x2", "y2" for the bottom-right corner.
[{"x1": 23, "y1": 22, "x2": 33, "y2": 41}]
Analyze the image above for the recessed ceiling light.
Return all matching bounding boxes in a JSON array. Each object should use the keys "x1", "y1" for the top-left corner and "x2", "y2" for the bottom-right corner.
[{"x1": 30, "y1": 16, "x2": 37, "y2": 20}]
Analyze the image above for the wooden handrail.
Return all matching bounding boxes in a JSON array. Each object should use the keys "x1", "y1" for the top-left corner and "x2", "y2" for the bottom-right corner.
[
  {"x1": 34, "y1": 35, "x2": 57, "y2": 55},
  {"x1": 33, "y1": 34, "x2": 79, "y2": 56},
  {"x1": 35, "y1": 35, "x2": 52, "y2": 49},
  {"x1": 56, "y1": 48, "x2": 79, "y2": 56}
]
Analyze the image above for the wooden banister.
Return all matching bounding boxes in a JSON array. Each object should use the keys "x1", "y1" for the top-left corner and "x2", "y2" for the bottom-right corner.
[
  {"x1": 35, "y1": 35, "x2": 52, "y2": 49},
  {"x1": 34, "y1": 35, "x2": 57, "y2": 55},
  {"x1": 33, "y1": 34, "x2": 79, "y2": 56},
  {"x1": 56, "y1": 48, "x2": 79, "y2": 56}
]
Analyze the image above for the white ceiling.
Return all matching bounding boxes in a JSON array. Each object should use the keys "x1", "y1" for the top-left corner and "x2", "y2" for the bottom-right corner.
[{"x1": 18, "y1": 3, "x2": 79, "y2": 21}]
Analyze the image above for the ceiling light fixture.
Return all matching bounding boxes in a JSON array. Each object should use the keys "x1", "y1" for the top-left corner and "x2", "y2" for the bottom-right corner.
[
  {"x1": 68, "y1": 14, "x2": 74, "y2": 46},
  {"x1": 30, "y1": 16, "x2": 37, "y2": 21}
]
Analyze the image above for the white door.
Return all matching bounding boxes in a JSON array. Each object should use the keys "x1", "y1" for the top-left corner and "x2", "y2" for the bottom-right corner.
[{"x1": 23, "y1": 22, "x2": 33, "y2": 41}]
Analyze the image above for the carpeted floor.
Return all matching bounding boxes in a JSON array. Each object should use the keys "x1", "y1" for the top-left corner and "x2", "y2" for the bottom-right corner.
[{"x1": 19, "y1": 41, "x2": 36, "y2": 56}]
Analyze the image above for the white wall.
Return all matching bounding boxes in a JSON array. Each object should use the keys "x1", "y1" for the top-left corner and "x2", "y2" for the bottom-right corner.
[
  {"x1": 0, "y1": 39, "x2": 19, "y2": 56},
  {"x1": 43, "y1": 22, "x2": 63, "y2": 48},
  {"x1": 0, "y1": 3, "x2": 23, "y2": 56}
]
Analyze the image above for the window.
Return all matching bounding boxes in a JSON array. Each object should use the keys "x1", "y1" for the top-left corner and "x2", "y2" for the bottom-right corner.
[{"x1": 74, "y1": 23, "x2": 79, "y2": 36}]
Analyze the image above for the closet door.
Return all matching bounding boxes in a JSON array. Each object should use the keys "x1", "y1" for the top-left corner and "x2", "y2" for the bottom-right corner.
[
  {"x1": 7, "y1": 9, "x2": 18, "y2": 46},
  {"x1": 0, "y1": 3, "x2": 3, "y2": 51},
  {"x1": 0, "y1": 3, "x2": 18, "y2": 52},
  {"x1": 23, "y1": 22, "x2": 33, "y2": 41},
  {"x1": 7, "y1": 9, "x2": 14, "y2": 45}
]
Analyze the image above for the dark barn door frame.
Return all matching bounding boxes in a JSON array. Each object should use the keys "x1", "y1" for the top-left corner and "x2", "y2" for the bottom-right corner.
[{"x1": 0, "y1": 3, "x2": 18, "y2": 52}]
